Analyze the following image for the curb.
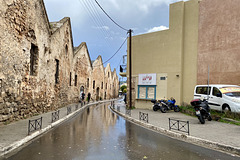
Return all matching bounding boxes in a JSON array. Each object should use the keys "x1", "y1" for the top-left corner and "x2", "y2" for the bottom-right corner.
[
  {"x1": 110, "y1": 106, "x2": 240, "y2": 157},
  {"x1": 0, "y1": 100, "x2": 113, "y2": 157}
]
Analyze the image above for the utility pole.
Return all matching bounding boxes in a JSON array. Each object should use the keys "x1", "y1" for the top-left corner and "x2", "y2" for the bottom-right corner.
[{"x1": 128, "y1": 29, "x2": 132, "y2": 109}]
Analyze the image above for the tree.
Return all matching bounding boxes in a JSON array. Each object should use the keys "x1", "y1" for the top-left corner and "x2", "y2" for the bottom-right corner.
[{"x1": 120, "y1": 85, "x2": 127, "y2": 92}]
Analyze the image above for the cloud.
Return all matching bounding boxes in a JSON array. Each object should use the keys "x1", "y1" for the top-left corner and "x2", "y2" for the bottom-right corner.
[
  {"x1": 147, "y1": 25, "x2": 169, "y2": 33},
  {"x1": 92, "y1": 25, "x2": 110, "y2": 30}
]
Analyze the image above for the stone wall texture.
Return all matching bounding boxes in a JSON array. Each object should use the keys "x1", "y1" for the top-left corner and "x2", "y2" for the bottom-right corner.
[
  {"x1": 198, "y1": 0, "x2": 240, "y2": 85},
  {"x1": 0, "y1": 0, "x2": 119, "y2": 124}
]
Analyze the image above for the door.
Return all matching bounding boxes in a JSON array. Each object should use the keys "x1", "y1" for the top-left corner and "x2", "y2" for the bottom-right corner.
[
  {"x1": 208, "y1": 87, "x2": 222, "y2": 111},
  {"x1": 96, "y1": 87, "x2": 100, "y2": 101}
]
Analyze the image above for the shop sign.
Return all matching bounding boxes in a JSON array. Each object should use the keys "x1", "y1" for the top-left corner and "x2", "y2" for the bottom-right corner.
[{"x1": 138, "y1": 73, "x2": 156, "y2": 85}]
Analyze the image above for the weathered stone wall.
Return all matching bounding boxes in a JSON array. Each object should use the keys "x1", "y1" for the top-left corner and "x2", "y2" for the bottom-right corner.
[
  {"x1": 198, "y1": 0, "x2": 240, "y2": 85},
  {"x1": 105, "y1": 64, "x2": 112, "y2": 99},
  {"x1": 0, "y1": 0, "x2": 119, "y2": 124},
  {"x1": 92, "y1": 56, "x2": 105, "y2": 101}
]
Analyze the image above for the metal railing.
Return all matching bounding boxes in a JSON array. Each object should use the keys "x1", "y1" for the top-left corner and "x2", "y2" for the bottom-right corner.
[
  {"x1": 75, "y1": 104, "x2": 79, "y2": 111},
  {"x1": 28, "y1": 117, "x2": 42, "y2": 135},
  {"x1": 117, "y1": 106, "x2": 120, "y2": 112},
  {"x1": 169, "y1": 118, "x2": 190, "y2": 135},
  {"x1": 67, "y1": 106, "x2": 72, "y2": 115},
  {"x1": 126, "y1": 109, "x2": 131, "y2": 116},
  {"x1": 51, "y1": 110, "x2": 60, "y2": 123},
  {"x1": 139, "y1": 112, "x2": 148, "y2": 123}
]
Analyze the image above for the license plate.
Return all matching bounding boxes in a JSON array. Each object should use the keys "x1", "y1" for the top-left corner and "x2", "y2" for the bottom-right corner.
[{"x1": 196, "y1": 111, "x2": 200, "y2": 115}]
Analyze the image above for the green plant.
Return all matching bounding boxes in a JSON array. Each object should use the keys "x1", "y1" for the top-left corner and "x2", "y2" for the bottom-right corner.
[
  {"x1": 123, "y1": 88, "x2": 127, "y2": 93},
  {"x1": 120, "y1": 85, "x2": 127, "y2": 92},
  {"x1": 179, "y1": 106, "x2": 240, "y2": 126}
]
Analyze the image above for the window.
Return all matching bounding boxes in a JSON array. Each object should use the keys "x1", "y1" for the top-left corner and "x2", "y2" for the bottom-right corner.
[
  {"x1": 75, "y1": 75, "x2": 77, "y2": 86},
  {"x1": 101, "y1": 82, "x2": 103, "y2": 89},
  {"x1": 0, "y1": 79, "x2": 2, "y2": 96},
  {"x1": 106, "y1": 83, "x2": 107, "y2": 89},
  {"x1": 30, "y1": 43, "x2": 39, "y2": 76},
  {"x1": 138, "y1": 85, "x2": 156, "y2": 99},
  {"x1": 93, "y1": 80, "x2": 95, "y2": 89},
  {"x1": 87, "y1": 78, "x2": 89, "y2": 88},
  {"x1": 196, "y1": 86, "x2": 211, "y2": 95},
  {"x1": 108, "y1": 72, "x2": 109, "y2": 77},
  {"x1": 213, "y1": 87, "x2": 222, "y2": 97},
  {"x1": 65, "y1": 44, "x2": 68, "y2": 55},
  {"x1": 160, "y1": 77, "x2": 166, "y2": 80},
  {"x1": 55, "y1": 59, "x2": 59, "y2": 84},
  {"x1": 70, "y1": 72, "x2": 72, "y2": 86}
]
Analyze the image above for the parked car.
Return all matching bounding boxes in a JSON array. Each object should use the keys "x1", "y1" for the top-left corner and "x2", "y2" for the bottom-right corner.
[{"x1": 193, "y1": 84, "x2": 240, "y2": 112}]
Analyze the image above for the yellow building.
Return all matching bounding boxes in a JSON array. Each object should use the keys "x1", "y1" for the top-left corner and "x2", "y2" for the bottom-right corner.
[
  {"x1": 123, "y1": 0, "x2": 240, "y2": 109},
  {"x1": 124, "y1": 0, "x2": 199, "y2": 109}
]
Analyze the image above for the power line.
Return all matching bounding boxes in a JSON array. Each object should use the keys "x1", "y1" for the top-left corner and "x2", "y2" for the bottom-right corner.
[
  {"x1": 77, "y1": 36, "x2": 128, "y2": 68},
  {"x1": 95, "y1": 0, "x2": 128, "y2": 32},
  {"x1": 79, "y1": 0, "x2": 112, "y2": 49}
]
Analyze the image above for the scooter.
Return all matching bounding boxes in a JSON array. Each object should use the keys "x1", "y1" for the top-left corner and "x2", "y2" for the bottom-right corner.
[
  {"x1": 159, "y1": 98, "x2": 180, "y2": 113},
  {"x1": 190, "y1": 98, "x2": 212, "y2": 124}
]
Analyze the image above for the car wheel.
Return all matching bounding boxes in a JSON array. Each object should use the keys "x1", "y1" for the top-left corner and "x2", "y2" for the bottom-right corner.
[{"x1": 223, "y1": 104, "x2": 231, "y2": 112}]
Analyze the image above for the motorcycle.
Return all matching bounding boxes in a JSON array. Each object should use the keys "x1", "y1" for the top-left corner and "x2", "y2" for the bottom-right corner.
[
  {"x1": 190, "y1": 98, "x2": 212, "y2": 124},
  {"x1": 159, "y1": 98, "x2": 180, "y2": 113},
  {"x1": 151, "y1": 98, "x2": 180, "y2": 113},
  {"x1": 151, "y1": 99, "x2": 162, "y2": 111}
]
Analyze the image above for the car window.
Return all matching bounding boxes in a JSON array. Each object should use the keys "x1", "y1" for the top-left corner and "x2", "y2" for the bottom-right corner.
[
  {"x1": 212, "y1": 87, "x2": 222, "y2": 97},
  {"x1": 196, "y1": 86, "x2": 211, "y2": 95}
]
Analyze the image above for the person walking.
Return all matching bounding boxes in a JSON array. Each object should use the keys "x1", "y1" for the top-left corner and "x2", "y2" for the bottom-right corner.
[
  {"x1": 87, "y1": 93, "x2": 91, "y2": 103},
  {"x1": 82, "y1": 92, "x2": 85, "y2": 104}
]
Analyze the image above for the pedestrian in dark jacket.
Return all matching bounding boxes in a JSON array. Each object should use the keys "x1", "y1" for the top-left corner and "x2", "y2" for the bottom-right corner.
[{"x1": 87, "y1": 93, "x2": 91, "y2": 103}]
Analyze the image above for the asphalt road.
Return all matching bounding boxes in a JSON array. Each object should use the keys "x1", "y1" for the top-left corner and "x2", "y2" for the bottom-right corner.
[{"x1": 5, "y1": 103, "x2": 239, "y2": 160}]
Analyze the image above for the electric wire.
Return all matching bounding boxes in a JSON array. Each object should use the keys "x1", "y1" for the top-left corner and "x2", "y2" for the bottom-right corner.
[
  {"x1": 95, "y1": 0, "x2": 129, "y2": 32},
  {"x1": 79, "y1": 0, "x2": 112, "y2": 49},
  {"x1": 77, "y1": 36, "x2": 127, "y2": 68}
]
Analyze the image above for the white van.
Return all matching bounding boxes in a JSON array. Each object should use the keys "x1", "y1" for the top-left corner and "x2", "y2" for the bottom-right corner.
[{"x1": 194, "y1": 84, "x2": 240, "y2": 112}]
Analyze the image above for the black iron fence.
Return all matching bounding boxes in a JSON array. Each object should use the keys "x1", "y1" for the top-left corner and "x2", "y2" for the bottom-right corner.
[
  {"x1": 169, "y1": 118, "x2": 190, "y2": 135},
  {"x1": 139, "y1": 112, "x2": 148, "y2": 123},
  {"x1": 117, "y1": 106, "x2": 120, "y2": 112},
  {"x1": 75, "y1": 104, "x2": 79, "y2": 111},
  {"x1": 67, "y1": 106, "x2": 72, "y2": 115},
  {"x1": 28, "y1": 117, "x2": 42, "y2": 135},
  {"x1": 51, "y1": 110, "x2": 60, "y2": 123},
  {"x1": 126, "y1": 109, "x2": 131, "y2": 116}
]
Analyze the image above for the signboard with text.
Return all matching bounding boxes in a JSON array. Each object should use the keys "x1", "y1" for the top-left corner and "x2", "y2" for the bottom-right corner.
[{"x1": 138, "y1": 73, "x2": 156, "y2": 85}]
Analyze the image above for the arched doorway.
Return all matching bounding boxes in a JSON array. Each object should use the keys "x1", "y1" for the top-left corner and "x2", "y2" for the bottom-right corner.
[
  {"x1": 80, "y1": 86, "x2": 84, "y2": 92},
  {"x1": 96, "y1": 87, "x2": 100, "y2": 101},
  {"x1": 113, "y1": 89, "x2": 116, "y2": 98}
]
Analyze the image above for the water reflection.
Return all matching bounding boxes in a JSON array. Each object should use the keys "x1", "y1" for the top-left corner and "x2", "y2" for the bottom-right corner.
[{"x1": 7, "y1": 103, "x2": 239, "y2": 160}]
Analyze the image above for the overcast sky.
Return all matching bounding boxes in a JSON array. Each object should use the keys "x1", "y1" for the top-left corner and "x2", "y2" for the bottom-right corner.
[{"x1": 43, "y1": 0, "x2": 185, "y2": 77}]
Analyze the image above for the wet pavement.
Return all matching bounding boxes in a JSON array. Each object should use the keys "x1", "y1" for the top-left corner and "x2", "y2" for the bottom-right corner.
[{"x1": 3, "y1": 102, "x2": 239, "y2": 160}]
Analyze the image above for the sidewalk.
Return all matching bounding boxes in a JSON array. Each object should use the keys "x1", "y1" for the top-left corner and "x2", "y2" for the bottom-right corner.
[
  {"x1": 0, "y1": 100, "x2": 113, "y2": 157},
  {"x1": 112, "y1": 99, "x2": 240, "y2": 156}
]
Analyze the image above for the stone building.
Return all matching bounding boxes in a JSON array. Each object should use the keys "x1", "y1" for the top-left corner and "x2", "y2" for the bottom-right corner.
[
  {"x1": 122, "y1": 0, "x2": 240, "y2": 109},
  {"x1": 0, "y1": 0, "x2": 119, "y2": 124}
]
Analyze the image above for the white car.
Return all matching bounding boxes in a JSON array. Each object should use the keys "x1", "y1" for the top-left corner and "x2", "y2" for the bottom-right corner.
[{"x1": 193, "y1": 84, "x2": 240, "y2": 112}]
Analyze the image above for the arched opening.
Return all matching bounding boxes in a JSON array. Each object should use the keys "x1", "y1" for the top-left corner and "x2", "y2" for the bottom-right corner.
[{"x1": 96, "y1": 87, "x2": 100, "y2": 101}]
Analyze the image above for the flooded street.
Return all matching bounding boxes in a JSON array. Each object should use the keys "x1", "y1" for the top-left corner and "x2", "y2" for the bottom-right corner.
[{"x1": 7, "y1": 103, "x2": 238, "y2": 160}]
